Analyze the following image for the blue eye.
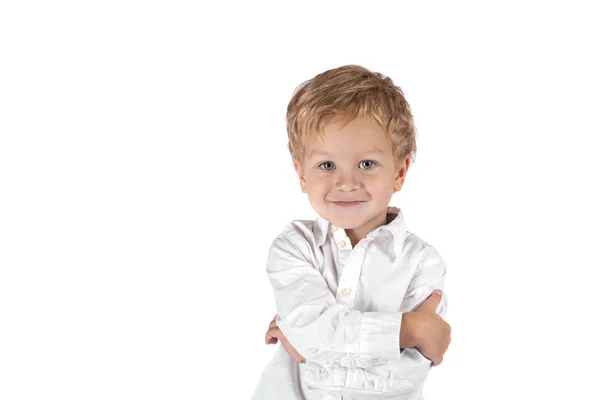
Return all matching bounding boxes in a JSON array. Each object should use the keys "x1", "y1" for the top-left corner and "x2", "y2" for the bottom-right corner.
[
  {"x1": 359, "y1": 160, "x2": 377, "y2": 169},
  {"x1": 319, "y1": 161, "x2": 335, "y2": 171}
]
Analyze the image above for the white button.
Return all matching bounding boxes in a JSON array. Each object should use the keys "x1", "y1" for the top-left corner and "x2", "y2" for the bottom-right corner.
[
  {"x1": 337, "y1": 241, "x2": 346, "y2": 249},
  {"x1": 366, "y1": 379, "x2": 375, "y2": 388},
  {"x1": 342, "y1": 287, "x2": 351, "y2": 296},
  {"x1": 331, "y1": 360, "x2": 341, "y2": 368},
  {"x1": 332, "y1": 225, "x2": 339, "y2": 232},
  {"x1": 377, "y1": 356, "x2": 387, "y2": 364},
  {"x1": 320, "y1": 371, "x2": 329, "y2": 379}
]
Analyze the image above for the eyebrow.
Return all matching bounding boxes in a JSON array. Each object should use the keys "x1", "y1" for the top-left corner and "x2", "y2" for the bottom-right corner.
[{"x1": 310, "y1": 149, "x2": 386, "y2": 157}]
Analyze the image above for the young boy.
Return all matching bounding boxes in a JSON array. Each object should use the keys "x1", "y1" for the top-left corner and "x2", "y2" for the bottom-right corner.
[{"x1": 251, "y1": 65, "x2": 451, "y2": 400}]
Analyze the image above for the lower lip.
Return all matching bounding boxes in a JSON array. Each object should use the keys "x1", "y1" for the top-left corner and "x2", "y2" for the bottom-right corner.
[{"x1": 332, "y1": 201, "x2": 364, "y2": 208}]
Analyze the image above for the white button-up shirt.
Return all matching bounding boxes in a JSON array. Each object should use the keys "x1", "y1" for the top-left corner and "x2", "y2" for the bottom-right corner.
[{"x1": 252, "y1": 206, "x2": 448, "y2": 400}]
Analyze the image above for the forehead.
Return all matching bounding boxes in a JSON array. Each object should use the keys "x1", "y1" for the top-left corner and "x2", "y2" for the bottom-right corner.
[{"x1": 305, "y1": 116, "x2": 392, "y2": 158}]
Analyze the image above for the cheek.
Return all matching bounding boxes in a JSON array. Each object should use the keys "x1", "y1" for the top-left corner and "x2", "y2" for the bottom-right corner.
[
  {"x1": 307, "y1": 181, "x2": 328, "y2": 193},
  {"x1": 366, "y1": 176, "x2": 396, "y2": 193},
  {"x1": 305, "y1": 178, "x2": 330, "y2": 196},
  {"x1": 363, "y1": 173, "x2": 390, "y2": 185}
]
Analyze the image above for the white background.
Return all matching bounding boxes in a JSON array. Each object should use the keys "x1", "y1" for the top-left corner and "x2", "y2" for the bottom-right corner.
[{"x1": 1, "y1": 1, "x2": 599, "y2": 399}]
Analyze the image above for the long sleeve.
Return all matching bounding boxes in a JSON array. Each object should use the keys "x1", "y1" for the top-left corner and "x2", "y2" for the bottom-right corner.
[
  {"x1": 400, "y1": 244, "x2": 448, "y2": 318},
  {"x1": 392, "y1": 243, "x2": 449, "y2": 389},
  {"x1": 267, "y1": 234, "x2": 404, "y2": 364}
]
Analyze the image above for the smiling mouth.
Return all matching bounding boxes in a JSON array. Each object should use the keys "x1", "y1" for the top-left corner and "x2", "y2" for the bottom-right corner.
[{"x1": 331, "y1": 201, "x2": 365, "y2": 208}]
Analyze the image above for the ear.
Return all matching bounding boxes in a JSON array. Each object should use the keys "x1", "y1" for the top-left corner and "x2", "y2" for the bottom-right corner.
[
  {"x1": 293, "y1": 159, "x2": 308, "y2": 193},
  {"x1": 393, "y1": 155, "x2": 411, "y2": 192}
]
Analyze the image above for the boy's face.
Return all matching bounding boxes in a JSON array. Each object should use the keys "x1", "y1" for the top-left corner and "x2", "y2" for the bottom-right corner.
[{"x1": 293, "y1": 115, "x2": 410, "y2": 240}]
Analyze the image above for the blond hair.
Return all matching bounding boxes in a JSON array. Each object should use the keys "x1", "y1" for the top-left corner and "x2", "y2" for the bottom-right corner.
[{"x1": 286, "y1": 65, "x2": 416, "y2": 167}]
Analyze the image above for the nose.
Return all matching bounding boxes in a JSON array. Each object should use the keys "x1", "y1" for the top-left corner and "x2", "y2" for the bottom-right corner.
[{"x1": 335, "y1": 169, "x2": 361, "y2": 192}]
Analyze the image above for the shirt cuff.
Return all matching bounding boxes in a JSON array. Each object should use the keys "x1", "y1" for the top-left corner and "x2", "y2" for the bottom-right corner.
[{"x1": 358, "y1": 312, "x2": 404, "y2": 359}]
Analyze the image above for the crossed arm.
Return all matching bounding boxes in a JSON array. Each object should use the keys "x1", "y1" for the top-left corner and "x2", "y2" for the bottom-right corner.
[{"x1": 263, "y1": 235, "x2": 451, "y2": 366}]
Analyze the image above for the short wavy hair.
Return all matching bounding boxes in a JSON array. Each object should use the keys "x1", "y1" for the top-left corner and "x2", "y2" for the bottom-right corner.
[{"x1": 286, "y1": 65, "x2": 416, "y2": 167}]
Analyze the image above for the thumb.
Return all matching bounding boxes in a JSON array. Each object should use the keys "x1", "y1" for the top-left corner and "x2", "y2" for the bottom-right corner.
[{"x1": 418, "y1": 289, "x2": 442, "y2": 312}]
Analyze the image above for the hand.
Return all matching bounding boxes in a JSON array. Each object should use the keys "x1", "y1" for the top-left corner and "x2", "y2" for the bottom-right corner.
[
  {"x1": 413, "y1": 290, "x2": 452, "y2": 366},
  {"x1": 265, "y1": 314, "x2": 306, "y2": 363}
]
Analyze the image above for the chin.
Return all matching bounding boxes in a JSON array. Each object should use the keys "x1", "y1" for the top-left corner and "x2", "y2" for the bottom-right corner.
[{"x1": 330, "y1": 216, "x2": 365, "y2": 229}]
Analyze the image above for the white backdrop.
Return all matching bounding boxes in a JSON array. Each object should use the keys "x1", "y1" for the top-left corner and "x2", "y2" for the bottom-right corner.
[{"x1": 1, "y1": 1, "x2": 599, "y2": 399}]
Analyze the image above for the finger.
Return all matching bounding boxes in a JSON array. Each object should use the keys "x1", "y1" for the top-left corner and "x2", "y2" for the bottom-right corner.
[
  {"x1": 265, "y1": 330, "x2": 279, "y2": 344},
  {"x1": 267, "y1": 327, "x2": 306, "y2": 363},
  {"x1": 281, "y1": 340, "x2": 305, "y2": 363},
  {"x1": 291, "y1": 351, "x2": 303, "y2": 363},
  {"x1": 418, "y1": 290, "x2": 442, "y2": 312},
  {"x1": 265, "y1": 333, "x2": 273, "y2": 344},
  {"x1": 266, "y1": 326, "x2": 281, "y2": 337},
  {"x1": 265, "y1": 327, "x2": 281, "y2": 343}
]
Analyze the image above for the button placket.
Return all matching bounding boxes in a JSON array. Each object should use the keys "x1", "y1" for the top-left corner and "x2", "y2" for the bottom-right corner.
[
  {"x1": 339, "y1": 243, "x2": 369, "y2": 301},
  {"x1": 333, "y1": 229, "x2": 368, "y2": 305},
  {"x1": 332, "y1": 225, "x2": 349, "y2": 249}
]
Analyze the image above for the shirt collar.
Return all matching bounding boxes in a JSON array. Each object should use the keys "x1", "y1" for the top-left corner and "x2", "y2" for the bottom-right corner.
[{"x1": 314, "y1": 206, "x2": 407, "y2": 256}]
